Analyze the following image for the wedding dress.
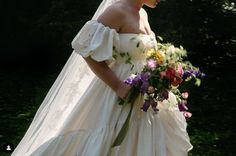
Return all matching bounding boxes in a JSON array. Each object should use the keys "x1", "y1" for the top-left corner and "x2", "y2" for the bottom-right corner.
[{"x1": 12, "y1": 20, "x2": 193, "y2": 156}]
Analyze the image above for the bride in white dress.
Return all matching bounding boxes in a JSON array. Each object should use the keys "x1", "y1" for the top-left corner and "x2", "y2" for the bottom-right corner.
[{"x1": 12, "y1": 0, "x2": 193, "y2": 155}]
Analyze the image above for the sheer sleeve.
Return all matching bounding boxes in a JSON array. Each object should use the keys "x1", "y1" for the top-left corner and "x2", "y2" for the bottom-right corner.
[{"x1": 71, "y1": 20, "x2": 120, "y2": 62}]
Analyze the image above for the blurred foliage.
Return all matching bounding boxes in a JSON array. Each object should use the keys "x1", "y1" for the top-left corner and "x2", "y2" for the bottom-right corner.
[{"x1": 0, "y1": 0, "x2": 236, "y2": 155}]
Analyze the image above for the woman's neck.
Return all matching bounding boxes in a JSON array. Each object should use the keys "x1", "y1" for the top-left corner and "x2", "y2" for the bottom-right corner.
[{"x1": 123, "y1": 0, "x2": 143, "y2": 11}]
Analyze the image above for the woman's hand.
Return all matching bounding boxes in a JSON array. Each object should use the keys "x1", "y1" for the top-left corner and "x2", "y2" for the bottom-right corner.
[{"x1": 116, "y1": 82, "x2": 132, "y2": 99}]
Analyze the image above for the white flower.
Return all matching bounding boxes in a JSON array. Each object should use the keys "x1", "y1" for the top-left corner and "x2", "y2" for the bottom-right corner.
[{"x1": 166, "y1": 45, "x2": 176, "y2": 55}]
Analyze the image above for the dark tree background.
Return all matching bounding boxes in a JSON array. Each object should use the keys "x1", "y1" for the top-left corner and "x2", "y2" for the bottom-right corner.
[{"x1": 0, "y1": 0, "x2": 235, "y2": 155}]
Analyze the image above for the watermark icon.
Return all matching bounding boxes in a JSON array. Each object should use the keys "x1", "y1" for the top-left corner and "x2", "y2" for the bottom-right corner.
[{"x1": 2, "y1": 143, "x2": 14, "y2": 153}]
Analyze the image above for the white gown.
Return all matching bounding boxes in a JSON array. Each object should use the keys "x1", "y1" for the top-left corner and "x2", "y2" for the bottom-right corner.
[{"x1": 12, "y1": 20, "x2": 193, "y2": 156}]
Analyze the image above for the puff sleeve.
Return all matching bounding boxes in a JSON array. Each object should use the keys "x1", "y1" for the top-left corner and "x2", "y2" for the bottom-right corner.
[{"x1": 71, "y1": 20, "x2": 120, "y2": 62}]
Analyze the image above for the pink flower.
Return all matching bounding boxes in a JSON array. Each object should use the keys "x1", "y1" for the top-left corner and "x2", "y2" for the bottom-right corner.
[
  {"x1": 181, "y1": 92, "x2": 189, "y2": 99},
  {"x1": 147, "y1": 59, "x2": 157, "y2": 70},
  {"x1": 176, "y1": 65, "x2": 184, "y2": 77},
  {"x1": 160, "y1": 71, "x2": 166, "y2": 79},
  {"x1": 183, "y1": 112, "x2": 192, "y2": 118}
]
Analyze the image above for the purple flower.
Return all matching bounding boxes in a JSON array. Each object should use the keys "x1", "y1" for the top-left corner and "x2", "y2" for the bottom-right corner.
[
  {"x1": 183, "y1": 69, "x2": 205, "y2": 80},
  {"x1": 132, "y1": 74, "x2": 142, "y2": 86},
  {"x1": 178, "y1": 102, "x2": 188, "y2": 112},
  {"x1": 140, "y1": 81, "x2": 149, "y2": 93},
  {"x1": 124, "y1": 77, "x2": 134, "y2": 85},
  {"x1": 141, "y1": 100, "x2": 151, "y2": 112},
  {"x1": 140, "y1": 72, "x2": 151, "y2": 81},
  {"x1": 183, "y1": 71, "x2": 192, "y2": 80},
  {"x1": 147, "y1": 59, "x2": 157, "y2": 70},
  {"x1": 150, "y1": 99, "x2": 159, "y2": 112}
]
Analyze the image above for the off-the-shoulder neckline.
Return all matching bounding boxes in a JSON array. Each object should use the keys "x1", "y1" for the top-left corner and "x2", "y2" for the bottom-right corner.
[{"x1": 89, "y1": 20, "x2": 155, "y2": 37}]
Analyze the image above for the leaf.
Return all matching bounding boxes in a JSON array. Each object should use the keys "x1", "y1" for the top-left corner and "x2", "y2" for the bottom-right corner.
[
  {"x1": 120, "y1": 53, "x2": 125, "y2": 57},
  {"x1": 157, "y1": 36, "x2": 163, "y2": 41},
  {"x1": 136, "y1": 42, "x2": 140, "y2": 48},
  {"x1": 195, "y1": 78, "x2": 201, "y2": 86}
]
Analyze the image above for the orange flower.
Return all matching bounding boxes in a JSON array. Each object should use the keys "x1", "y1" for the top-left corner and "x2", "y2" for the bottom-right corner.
[{"x1": 154, "y1": 50, "x2": 164, "y2": 65}]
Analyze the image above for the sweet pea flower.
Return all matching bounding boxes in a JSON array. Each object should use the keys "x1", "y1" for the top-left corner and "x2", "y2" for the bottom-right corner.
[
  {"x1": 178, "y1": 102, "x2": 188, "y2": 112},
  {"x1": 141, "y1": 100, "x2": 151, "y2": 112},
  {"x1": 183, "y1": 112, "x2": 192, "y2": 118},
  {"x1": 176, "y1": 65, "x2": 184, "y2": 77},
  {"x1": 181, "y1": 92, "x2": 189, "y2": 99}
]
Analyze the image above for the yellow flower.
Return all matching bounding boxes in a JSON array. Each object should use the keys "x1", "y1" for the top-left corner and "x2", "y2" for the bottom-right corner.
[
  {"x1": 146, "y1": 49, "x2": 156, "y2": 57},
  {"x1": 154, "y1": 50, "x2": 165, "y2": 65}
]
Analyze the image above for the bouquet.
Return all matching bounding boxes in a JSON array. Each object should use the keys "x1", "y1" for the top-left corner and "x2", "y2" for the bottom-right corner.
[
  {"x1": 120, "y1": 36, "x2": 205, "y2": 115},
  {"x1": 112, "y1": 36, "x2": 205, "y2": 147}
]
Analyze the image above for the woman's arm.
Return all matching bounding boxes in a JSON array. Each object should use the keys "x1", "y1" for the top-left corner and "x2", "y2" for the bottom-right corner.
[
  {"x1": 82, "y1": 6, "x2": 130, "y2": 99},
  {"x1": 84, "y1": 57, "x2": 130, "y2": 99}
]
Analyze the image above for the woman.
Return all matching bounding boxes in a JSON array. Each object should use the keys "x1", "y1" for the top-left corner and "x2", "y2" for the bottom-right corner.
[{"x1": 12, "y1": 0, "x2": 193, "y2": 155}]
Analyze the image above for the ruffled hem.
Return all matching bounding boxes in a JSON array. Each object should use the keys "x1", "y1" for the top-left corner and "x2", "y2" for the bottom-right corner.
[
  {"x1": 20, "y1": 107, "x2": 192, "y2": 156},
  {"x1": 24, "y1": 125, "x2": 116, "y2": 156}
]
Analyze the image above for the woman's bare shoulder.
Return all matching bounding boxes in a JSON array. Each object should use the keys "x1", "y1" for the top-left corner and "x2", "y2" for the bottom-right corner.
[
  {"x1": 97, "y1": 2, "x2": 126, "y2": 32},
  {"x1": 140, "y1": 8, "x2": 148, "y2": 19}
]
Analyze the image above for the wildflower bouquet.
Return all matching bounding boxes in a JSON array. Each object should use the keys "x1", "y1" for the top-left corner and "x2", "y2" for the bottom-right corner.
[
  {"x1": 119, "y1": 36, "x2": 205, "y2": 116},
  {"x1": 112, "y1": 36, "x2": 205, "y2": 147}
]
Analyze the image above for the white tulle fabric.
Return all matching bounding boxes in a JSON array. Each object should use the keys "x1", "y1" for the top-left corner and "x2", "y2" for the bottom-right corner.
[{"x1": 12, "y1": 20, "x2": 193, "y2": 156}]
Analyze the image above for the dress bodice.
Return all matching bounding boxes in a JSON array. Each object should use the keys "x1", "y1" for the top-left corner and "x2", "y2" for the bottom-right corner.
[
  {"x1": 71, "y1": 20, "x2": 157, "y2": 66},
  {"x1": 114, "y1": 33, "x2": 157, "y2": 65}
]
